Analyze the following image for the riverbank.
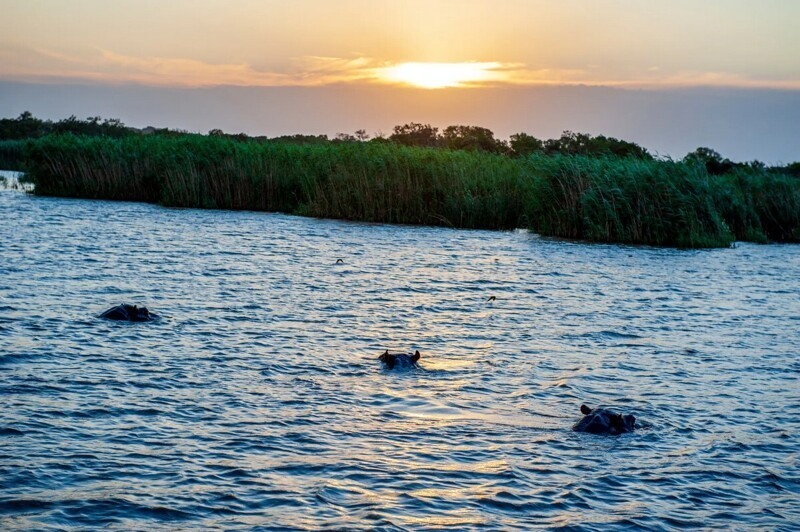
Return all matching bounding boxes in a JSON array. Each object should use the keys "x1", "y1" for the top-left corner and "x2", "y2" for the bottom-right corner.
[{"x1": 23, "y1": 133, "x2": 800, "y2": 247}]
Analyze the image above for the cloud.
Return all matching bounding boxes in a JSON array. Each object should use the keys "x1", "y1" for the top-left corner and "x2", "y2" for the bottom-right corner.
[
  {"x1": 1, "y1": 46, "x2": 799, "y2": 90},
  {"x1": 624, "y1": 71, "x2": 800, "y2": 90}
]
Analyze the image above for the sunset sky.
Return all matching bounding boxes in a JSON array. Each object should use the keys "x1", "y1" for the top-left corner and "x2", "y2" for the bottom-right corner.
[{"x1": 1, "y1": 0, "x2": 799, "y2": 161}]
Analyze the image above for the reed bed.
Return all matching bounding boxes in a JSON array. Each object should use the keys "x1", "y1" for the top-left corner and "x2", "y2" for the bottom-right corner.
[
  {"x1": 0, "y1": 140, "x2": 27, "y2": 171},
  {"x1": 24, "y1": 133, "x2": 800, "y2": 247}
]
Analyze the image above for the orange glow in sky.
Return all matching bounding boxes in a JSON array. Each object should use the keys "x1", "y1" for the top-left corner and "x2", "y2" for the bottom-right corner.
[
  {"x1": 376, "y1": 62, "x2": 506, "y2": 89},
  {"x1": 1, "y1": 0, "x2": 799, "y2": 90}
]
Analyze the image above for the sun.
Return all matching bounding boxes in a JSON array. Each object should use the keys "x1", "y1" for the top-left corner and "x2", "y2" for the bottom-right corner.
[{"x1": 376, "y1": 62, "x2": 505, "y2": 89}]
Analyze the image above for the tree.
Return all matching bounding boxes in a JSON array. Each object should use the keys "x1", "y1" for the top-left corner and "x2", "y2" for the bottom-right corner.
[
  {"x1": 782, "y1": 162, "x2": 800, "y2": 178},
  {"x1": 368, "y1": 131, "x2": 390, "y2": 144},
  {"x1": 684, "y1": 147, "x2": 723, "y2": 164},
  {"x1": 354, "y1": 129, "x2": 370, "y2": 142},
  {"x1": 334, "y1": 132, "x2": 357, "y2": 142},
  {"x1": 0, "y1": 112, "x2": 135, "y2": 139},
  {"x1": 0, "y1": 111, "x2": 47, "y2": 139},
  {"x1": 49, "y1": 114, "x2": 130, "y2": 137},
  {"x1": 441, "y1": 125, "x2": 506, "y2": 153},
  {"x1": 543, "y1": 131, "x2": 651, "y2": 159},
  {"x1": 389, "y1": 123, "x2": 439, "y2": 147},
  {"x1": 270, "y1": 134, "x2": 329, "y2": 144},
  {"x1": 509, "y1": 133, "x2": 544, "y2": 157},
  {"x1": 684, "y1": 147, "x2": 736, "y2": 175}
]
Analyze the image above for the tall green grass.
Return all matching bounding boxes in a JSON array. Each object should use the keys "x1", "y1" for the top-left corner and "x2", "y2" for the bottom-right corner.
[
  {"x1": 0, "y1": 140, "x2": 27, "y2": 171},
  {"x1": 710, "y1": 169, "x2": 800, "y2": 243},
  {"x1": 26, "y1": 134, "x2": 536, "y2": 229},
  {"x1": 24, "y1": 133, "x2": 800, "y2": 247},
  {"x1": 525, "y1": 155, "x2": 735, "y2": 247}
]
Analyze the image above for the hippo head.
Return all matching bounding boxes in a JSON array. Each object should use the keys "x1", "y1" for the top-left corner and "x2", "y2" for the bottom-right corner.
[
  {"x1": 379, "y1": 350, "x2": 421, "y2": 370},
  {"x1": 575, "y1": 404, "x2": 635, "y2": 435}
]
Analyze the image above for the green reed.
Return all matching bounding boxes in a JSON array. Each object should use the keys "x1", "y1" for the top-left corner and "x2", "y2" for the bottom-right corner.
[
  {"x1": 523, "y1": 155, "x2": 737, "y2": 248},
  {"x1": 0, "y1": 140, "x2": 27, "y2": 171},
  {"x1": 23, "y1": 133, "x2": 800, "y2": 247}
]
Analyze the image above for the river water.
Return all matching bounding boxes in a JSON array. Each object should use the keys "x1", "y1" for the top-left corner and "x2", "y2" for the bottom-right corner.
[{"x1": 1, "y1": 171, "x2": 798, "y2": 530}]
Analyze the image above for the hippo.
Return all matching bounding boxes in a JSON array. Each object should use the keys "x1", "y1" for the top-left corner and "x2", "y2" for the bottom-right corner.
[
  {"x1": 379, "y1": 350, "x2": 421, "y2": 370},
  {"x1": 573, "y1": 404, "x2": 635, "y2": 435},
  {"x1": 100, "y1": 304, "x2": 153, "y2": 322}
]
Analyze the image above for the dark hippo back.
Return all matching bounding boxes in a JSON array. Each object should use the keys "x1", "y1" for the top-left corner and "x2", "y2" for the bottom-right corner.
[{"x1": 100, "y1": 304, "x2": 153, "y2": 322}]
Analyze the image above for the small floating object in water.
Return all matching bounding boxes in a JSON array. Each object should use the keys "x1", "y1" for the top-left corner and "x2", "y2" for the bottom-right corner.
[
  {"x1": 336, "y1": 258, "x2": 344, "y2": 264},
  {"x1": 379, "y1": 350, "x2": 421, "y2": 370},
  {"x1": 100, "y1": 303, "x2": 154, "y2": 322},
  {"x1": 487, "y1": 296, "x2": 497, "y2": 302},
  {"x1": 573, "y1": 404, "x2": 635, "y2": 435}
]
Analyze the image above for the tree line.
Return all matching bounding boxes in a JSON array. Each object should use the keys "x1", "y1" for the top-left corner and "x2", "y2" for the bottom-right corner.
[{"x1": 1, "y1": 112, "x2": 797, "y2": 177}]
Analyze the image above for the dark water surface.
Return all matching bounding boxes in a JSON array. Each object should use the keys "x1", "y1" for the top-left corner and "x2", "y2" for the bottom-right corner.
[{"x1": 1, "y1": 172, "x2": 798, "y2": 530}]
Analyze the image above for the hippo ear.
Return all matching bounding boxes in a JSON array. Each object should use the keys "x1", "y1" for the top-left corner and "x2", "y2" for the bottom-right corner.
[
  {"x1": 379, "y1": 350, "x2": 388, "y2": 361},
  {"x1": 580, "y1": 404, "x2": 592, "y2": 415},
  {"x1": 412, "y1": 351, "x2": 421, "y2": 363}
]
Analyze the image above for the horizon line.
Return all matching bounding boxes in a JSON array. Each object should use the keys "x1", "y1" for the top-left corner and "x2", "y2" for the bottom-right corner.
[{"x1": 3, "y1": 77, "x2": 800, "y2": 93}]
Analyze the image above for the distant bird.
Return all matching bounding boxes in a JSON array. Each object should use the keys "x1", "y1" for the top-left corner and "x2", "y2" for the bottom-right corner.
[
  {"x1": 336, "y1": 258, "x2": 344, "y2": 264},
  {"x1": 487, "y1": 296, "x2": 497, "y2": 302}
]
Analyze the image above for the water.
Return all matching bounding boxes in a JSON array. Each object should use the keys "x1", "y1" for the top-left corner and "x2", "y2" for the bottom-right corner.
[{"x1": 1, "y1": 170, "x2": 798, "y2": 530}]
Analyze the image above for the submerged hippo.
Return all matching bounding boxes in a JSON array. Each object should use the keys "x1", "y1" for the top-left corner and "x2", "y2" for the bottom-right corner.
[
  {"x1": 379, "y1": 350, "x2": 421, "y2": 370},
  {"x1": 573, "y1": 404, "x2": 635, "y2": 435},
  {"x1": 100, "y1": 304, "x2": 153, "y2": 322}
]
